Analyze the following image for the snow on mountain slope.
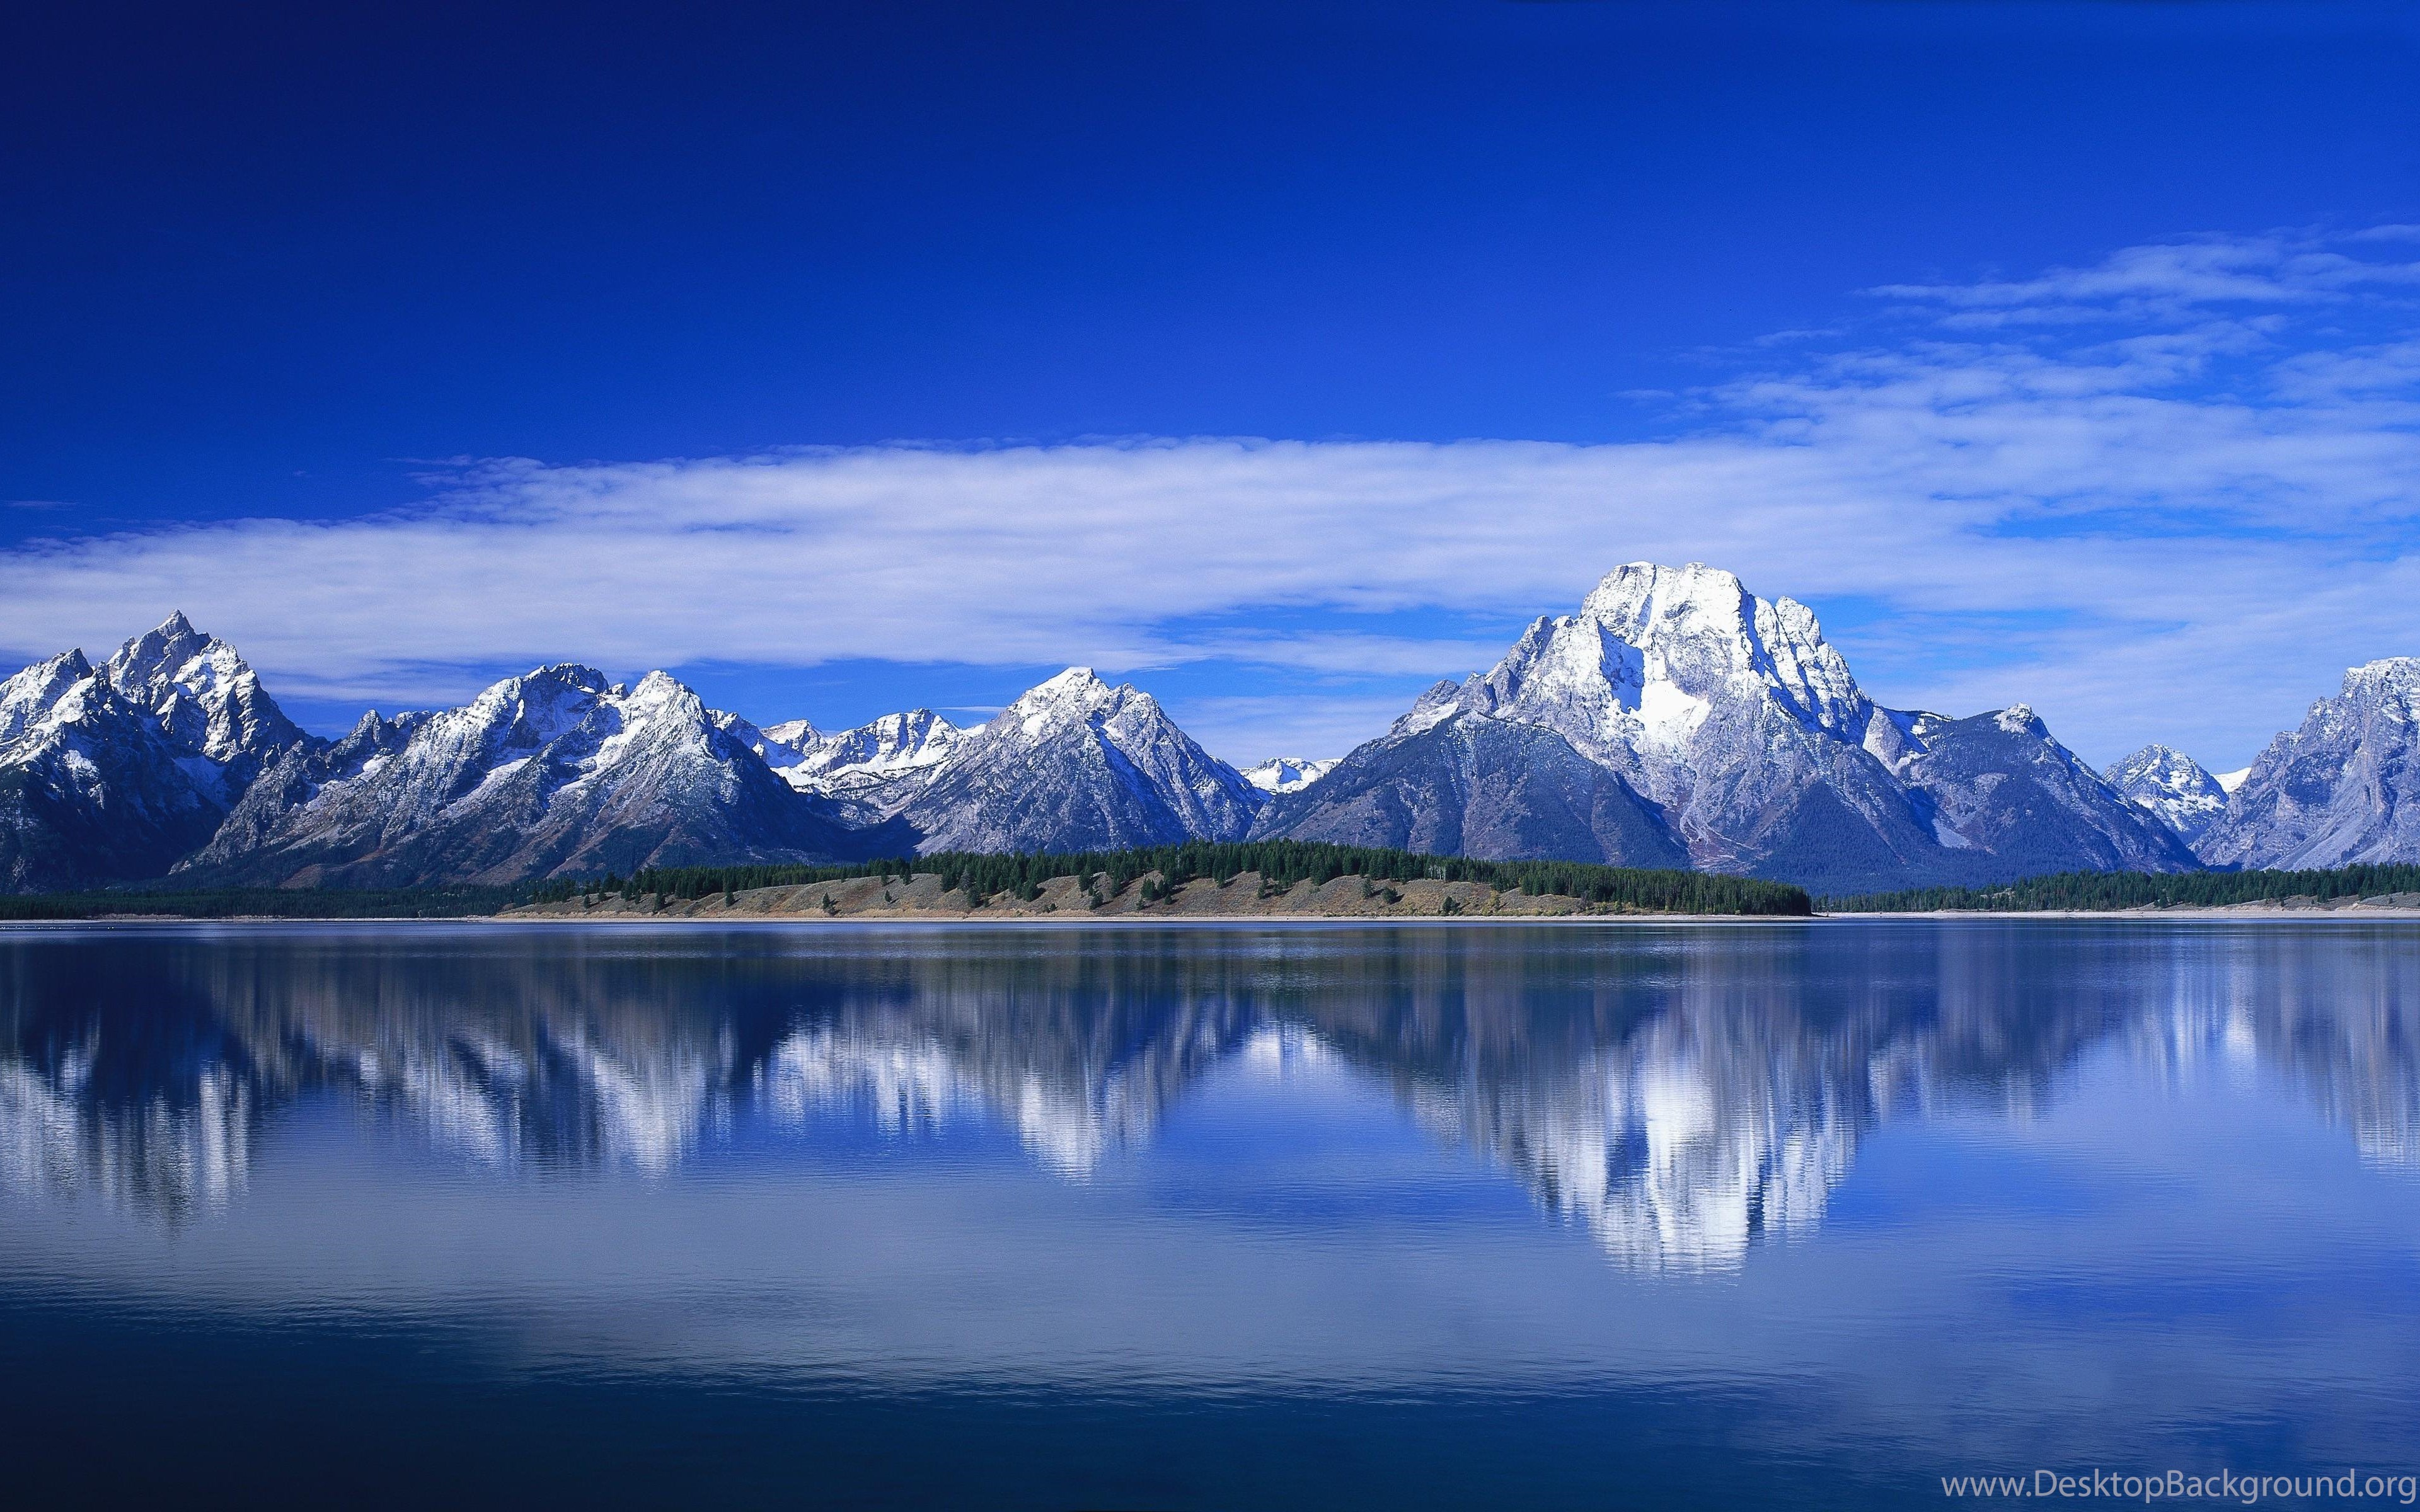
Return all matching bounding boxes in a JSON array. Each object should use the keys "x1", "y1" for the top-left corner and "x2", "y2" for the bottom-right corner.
[
  {"x1": 182, "y1": 664, "x2": 870, "y2": 886},
  {"x1": 2196, "y1": 658, "x2": 2420, "y2": 869},
  {"x1": 0, "y1": 662, "x2": 236, "y2": 891},
  {"x1": 103, "y1": 611, "x2": 304, "y2": 784},
  {"x1": 1885, "y1": 708, "x2": 2196, "y2": 877},
  {"x1": 901, "y1": 668, "x2": 1260, "y2": 854},
  {"x1": 0, "y1": 616, "x2": 310, "y2": 892},
  {"x1": 1258, "y1": 563, "x2": 2188, "y2": 891},
  {"x1": 2103, "y1": 744, "x2": 2229, "y2": 845},
  {"x1": 761, "y1": 718, "x2": 820, "y2": 751},
  {"x1": 1242, "y1": 757, "x2": 1337, "y2": 795},
  {"x1": 771, "y1": 709, "x2": 962, "y2": 813}
]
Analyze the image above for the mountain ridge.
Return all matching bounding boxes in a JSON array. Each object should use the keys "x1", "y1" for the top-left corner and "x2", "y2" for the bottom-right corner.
[{"x1": 3, "y1": 573, "x2": 2412, "y2": 893}]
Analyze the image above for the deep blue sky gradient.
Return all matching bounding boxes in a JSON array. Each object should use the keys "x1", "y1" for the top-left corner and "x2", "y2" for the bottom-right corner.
[{"x1": 4, "y1": 1, "x2": 2416, "y2": 755}]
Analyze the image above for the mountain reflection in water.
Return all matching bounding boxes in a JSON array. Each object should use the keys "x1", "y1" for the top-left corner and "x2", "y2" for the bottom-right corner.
[{"x1": 4, "y1": 921, "x2": 2413, "y2": 1271}]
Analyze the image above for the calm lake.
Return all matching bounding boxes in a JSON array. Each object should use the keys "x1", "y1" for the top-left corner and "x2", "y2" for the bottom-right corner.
[{"x1": 3, "y1": 920, "x2": 2416, "y2": 1508}]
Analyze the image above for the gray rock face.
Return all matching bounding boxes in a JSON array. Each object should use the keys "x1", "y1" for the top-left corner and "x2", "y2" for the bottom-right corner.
[
  {"x1": 182, "y1": 665, "x2": 868, "y2": 886},
  {"x1": 2197, "y1": 658, "x2": 2420, "y2": 870},
  {"x1": 1889, "y1": 708, "x2": 2198, "y2": 878},
  {"x1": 2104, "y1": 744, "x2": 2228, "y2": 846},
  {"x1": 0, "y1": 616, "x2": 311, "y2": 892},
  {"x1": 1252, "y1": 709, "x2": 1685, "y2": 868},
  {"x1": 901, "y1": 668, "x2": 1260, "y2": 854},
  {"x1": 1257, "y1": 563, "x2": 2191, "y2": 891}
]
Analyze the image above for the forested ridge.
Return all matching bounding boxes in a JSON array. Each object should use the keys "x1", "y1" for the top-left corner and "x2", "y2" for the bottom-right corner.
[
  {"x1": 1824, "y1": 863, "x2": 2420, "y2": 913},
  {"x1": 531, "y1": 840, "x2": 1814, "y2": 916}
]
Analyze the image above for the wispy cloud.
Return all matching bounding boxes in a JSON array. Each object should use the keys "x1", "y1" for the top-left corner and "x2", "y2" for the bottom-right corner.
[{"x1": 3, "y1": 228, "x2": 2416, "y2": 767}]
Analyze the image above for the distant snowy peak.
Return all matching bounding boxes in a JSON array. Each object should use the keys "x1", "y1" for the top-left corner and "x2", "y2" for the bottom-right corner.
[
  {"x1": 0, "y1": 649, "x2": 95, "y2": 749},
  {"x1": 0, "y1": 615, "x2": 314, "y2": 891},
  {"x1": 1242, "y1": 757, "x2": 1337, "y2": 795},
  {"x1": 2197, "y1": 656, "x2": 2420, "y2": 870},
  {"x1": 0, "y1": 639, "x2": 241, "y2": 892},
  {"x1": 1000, "y1": 666, "x2": 1126, "y2": 734},
  {"x1": 761, "y1": 718, "x2": 820, "y2": 753},
  {"x1": 185, "y1": 661, "x2": 862, "y2": 886},
  {"x1": 101, "y1": 610, "x2": 304, "y2": 772},
  {"x1": 1458, "y1": 561, "x2": 1870, "y2": 765},
  {"x1": 1572, "y1": 561, "x2": 1866, "y2": 732},
  {"x1": 1259, "y1": 561, "x2": 2192, "y2": 890},
  {"x1": 2215, "y1": 767, "x2": 2251, "y2": 794},
  {"x1": 902, "y1": 667, "x2": 1259, "y2": 853},
  {"x1": 2102, "y1": 743, "x2": 2227, "y2": 844},
  {"x1": 763, "y1": 707, "x2": 963, "y2": 813}
]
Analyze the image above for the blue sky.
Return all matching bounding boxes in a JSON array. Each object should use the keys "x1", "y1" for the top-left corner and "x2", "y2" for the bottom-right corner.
[{"x1": 4, "y1": 0, "x2": 2417, "y2": 768}]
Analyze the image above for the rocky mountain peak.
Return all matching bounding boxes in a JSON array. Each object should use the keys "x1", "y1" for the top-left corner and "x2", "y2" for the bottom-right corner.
[
  {"x1": 1010, "y1": 666, "x2": 1118, "y2": 714},
  {"x1": 1463, "y1": 561, "x2": 1870, "y2": 763},
  {"x1": 0, "y1": 649, "x2": 96, "y2": 747},
  {"x1": 2197, "y1": 656, "x2": 2420, "y2": 870},
  {"x1": 904, "y1": 667, "x2": 1255, "y2": 854},
  {"x1": 1390, "y1": 678, "x2": 1472, "y2": 737},
  {"x1": 1242, "y1": 757, "x2": 1337, "y2": 795},
  {"x1": 2341, "y1": 656, "x2": 2420, "y2": 708},
  {"x1": 2103, "y1": 743, "x2": 2227, "y2": 846},
  {"x1": 754, "y1": 706, "x2": 965, "y2": 816},
  {"x1": 101, "y1": 612, "x2": 303, "y2": 769}
]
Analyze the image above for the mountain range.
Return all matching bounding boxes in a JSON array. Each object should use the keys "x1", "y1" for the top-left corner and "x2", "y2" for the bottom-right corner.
[{"x1": 5, "y1": 563, "x2": 2415, "y2": 895}]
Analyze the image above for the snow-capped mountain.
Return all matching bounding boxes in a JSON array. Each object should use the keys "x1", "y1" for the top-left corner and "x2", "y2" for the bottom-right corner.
[
  {"x1": 103, "y1": 611, "x2": 304, "y2": 786},
  {"x1": 18, "y1": 592, "x2": 2420, "y2": 896},
  {"x1": 1242, "y1": 757, "x2": 1337, "y2": 795},
  {"x1": 0, "y1": 615, "x2": 308, "y2": 891},
  {"x1": 183, "y1": 664, "x2": 870, "y2": 886},
  {"x1": 1256, "y1": 563, "x2": 2191, "y2": 891},
  {"x1": 2104, "y1": 744, "x2": 2228, "y2": 845},
  {"x1": 2196, "y1": 658, "x2": 2420, "y2": 870},
  {"x1": 772, "y1": 709, "x2": 963, "y2": 813},
  {"x1": 901, "y1": 668, "x2": 1260, "y2": 854},
  {"x1": 1878, "y1": 706, "x2": 2198, "y2": 879}
]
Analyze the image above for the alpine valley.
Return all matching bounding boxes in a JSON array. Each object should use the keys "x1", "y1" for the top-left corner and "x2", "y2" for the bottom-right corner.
[{"x1": 6, "y1": 563, "x2": 2416, "y2": 895}]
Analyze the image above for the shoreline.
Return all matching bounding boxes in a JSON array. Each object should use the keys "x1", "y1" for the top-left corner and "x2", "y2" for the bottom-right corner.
[
  {"x1": 9, "y1": 907, "x2": 2420, "y2": 928},
  {"x1": 1828, "y1": 906, "x2": 2420, "y2": 921}
]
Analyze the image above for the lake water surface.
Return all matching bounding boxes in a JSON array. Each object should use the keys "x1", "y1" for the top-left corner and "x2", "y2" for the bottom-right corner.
[{"x1": 3, "y1": 920, "x2": 2416, "y2": 1508}]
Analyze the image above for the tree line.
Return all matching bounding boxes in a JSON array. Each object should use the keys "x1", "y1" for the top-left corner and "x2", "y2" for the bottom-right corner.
[
  {"x1": 531, "y1": 840, "x2": 1814, "y2": 917},
  {"x1": 1823, "y1": 862, "x2": 2420, "y2": 914}
]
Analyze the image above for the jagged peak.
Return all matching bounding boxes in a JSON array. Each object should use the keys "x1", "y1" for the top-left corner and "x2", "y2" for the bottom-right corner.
[
  {"x1": 874, "y1": 707, "x2": 952, "y2": 734},
  {"x1": 627, "y1": 669, "x2": 693, "y2": 703},
  {"x1": 2106, "y1": 743, "x2": 2215, "y2": 782},
  {"x1": 1003, "y1": 667, "x2": 1134, "y2": 731},
  {"x1": 0, "y1": 648, "x2": 99, "y2": 745},
  {"x1": 19, "y1": 647, "x2": 93, "y2": 680},
  {"x1": 1390, "y1": 677, "x2": 1470, "y2": 738},
  {"x1": 1028, "y1": 666, "x2": 1111, "y2": 699},
  {"x1": 2342, "y1": 656, "x2": 2420, "y2": 695},
  {"x1": 517, "y1": 663, "x2": 613, "y2": 693},
  {"x1": 1995, "y1": 704, "x2": 2044, "y2": 736}
]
